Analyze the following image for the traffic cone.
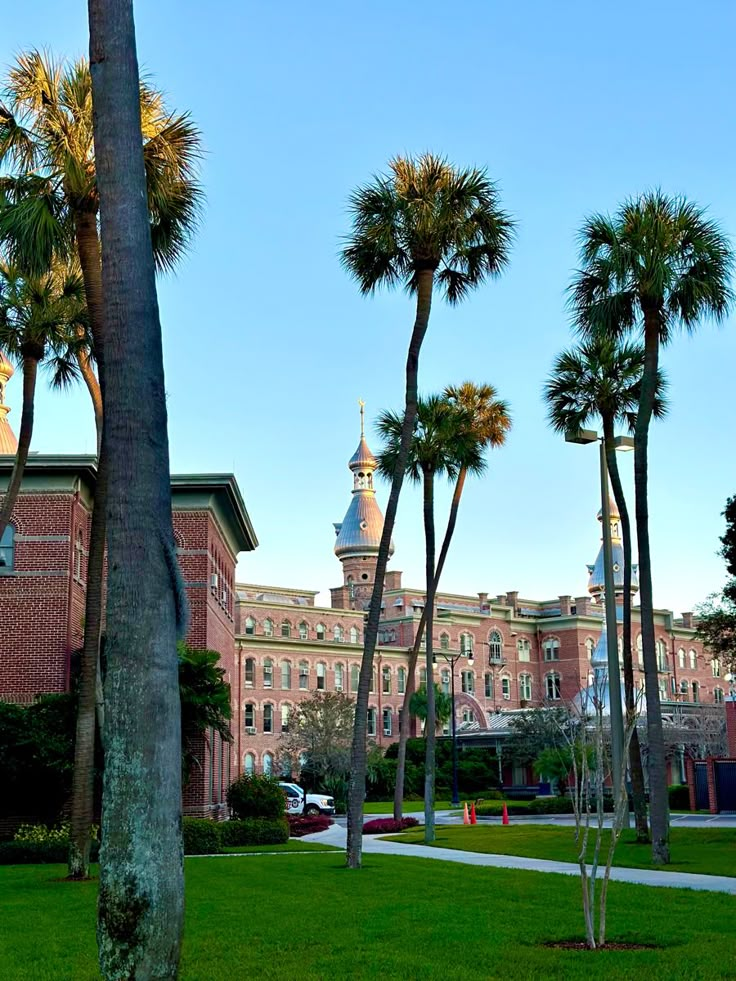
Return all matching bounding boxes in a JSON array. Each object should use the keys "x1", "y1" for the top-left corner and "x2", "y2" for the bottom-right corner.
[
  {"x1": 470, "y1": 802, "x2": 477, "y2": 825},
  {"x1": 502, "y1": 802, "x2": 509, "y2": 826},
  {"x1": 463, "y1": 802, "x2": 470, "y2": 825}
]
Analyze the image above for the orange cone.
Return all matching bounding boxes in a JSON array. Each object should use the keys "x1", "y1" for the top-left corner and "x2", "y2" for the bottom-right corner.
[
  {"x1": 470, "y1": 802, "x2": 477, "y2": 825},
  {"x1": 502, "y1": 802, "x2": 509, "y2": 826},
  {"x1": 463, "y1": 802, "x2": 470, "y2": 825}
]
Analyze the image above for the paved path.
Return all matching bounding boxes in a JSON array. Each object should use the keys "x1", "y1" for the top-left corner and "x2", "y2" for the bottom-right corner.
[{"x1": 310, "y1": 823, "x2": 736, "y2": 895}]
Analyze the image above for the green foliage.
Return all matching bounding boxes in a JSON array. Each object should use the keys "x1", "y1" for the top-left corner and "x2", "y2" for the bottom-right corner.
[
  {"x1": 408, "y1": 683, "x2": 453, "y2": 727},
  {"x1": 182, "y1": 818, "x2": 221, "y2": 856},
  {"x1": 668, "y1": 785, "x2": 691, "y2": 811},
  {"x1": 533, "y1": 745, "x2": 595, "y2": 796},
  {"x1": 226, "y1": 774, "x2": 285, "y2": 820},
  {"x1": 178, "y1": 644, "x2": 232, "y2": 780},
  {"x1": 14, "y1": 822, "x2": 97, "y2": 845},
  {"x1": 281, "y1": 690, "x2": 355, "y2": 785},
  {"x1": 505, "y1": 708, "x2": 570, "y2": 769},
  {"x1": 0, "y1": 839, "x2": 100, "y2": 864},
  {"x1": 381, "y1": 738, "x2": 501, "y2": 798},
  {"x1": 219, "y1": 818, "x2": 289, "y2": 848},
  {"x1": 696, "y1": 496, "x2": 736, "y2": 673}
]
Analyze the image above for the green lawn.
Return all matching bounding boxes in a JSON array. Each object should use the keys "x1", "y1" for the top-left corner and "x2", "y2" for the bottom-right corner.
[
  {"x1": 363, "y1": 800, "x2": 453, "y2": 814},
  {"x1": 384, "y1": 825, "x2": 736, "y2": 877},
  {"x1": 1, "y1": 856, "x2": 735, "y2": 979},
  {"x1": 218, "y1": 840, "x2": 339, "y2": 853}
]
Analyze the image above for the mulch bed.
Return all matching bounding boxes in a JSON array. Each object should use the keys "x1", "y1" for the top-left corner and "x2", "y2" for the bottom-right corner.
[{"x1": 544, "y1": 940, "x2": 660, "y2": 951}]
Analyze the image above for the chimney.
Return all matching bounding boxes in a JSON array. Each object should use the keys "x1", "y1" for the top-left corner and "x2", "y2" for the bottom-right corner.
[
  {"x1": 505, "y1": 591, "x2": 519, "y2": 613},
  {"x1": 681, "y1": 611, "x2": 693, "y2": 629},
  {"x1": 575, "y1": 595, "x2": 591, "y2": 616},
  {"x1": 384, "y1": 570, "x2": 403, "y2": 590},
  {"x1": 559, "y1": 595, "x2": 572, "y2": 616},
  {"x1": 478, "y1": 592, "x2": 489, "y2": 612}
]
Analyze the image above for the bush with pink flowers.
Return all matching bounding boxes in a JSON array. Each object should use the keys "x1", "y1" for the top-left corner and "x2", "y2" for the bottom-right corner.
[
  {"x1": 287, "y1": 814, "x2": 333, "y2": 837},
  {"x1": 362, "y1": 817, "x2": 419, "y2": 835}
]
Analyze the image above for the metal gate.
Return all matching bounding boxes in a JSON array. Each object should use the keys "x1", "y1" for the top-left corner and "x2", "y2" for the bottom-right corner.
[
  {"x1": 694, "y1": 762, "x2": 709, "y2": 810},
  {"x1": 714, "y1": 761, "x2": 736, "y2": 812}
]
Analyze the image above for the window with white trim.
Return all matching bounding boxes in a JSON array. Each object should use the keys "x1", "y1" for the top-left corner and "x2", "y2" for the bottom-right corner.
[
  {"x1": 316, "y1": 623, "x2": 326, "y2": 641},
  {"x1": 281, "y1": 661, "x2": 291, "y2": 690},
  {"x1": 0, "y1": 524, "x2": 15, "y2": 571},
  {"x1": 488, "y1": 630, "x2": 503, "y2": 661},
  {"x1": 397, "y1": 667, "x2": 406, "y2": 694},
  {"x1": 517, "y1": 637, "x2": 531, "y2": 662},
  {"x1": 689, "y1": 649, "x2": 697, "y2": 671},
  {"x1": 333, "y1": 624, "x2": 344, "y2": 642},
  {"x1": 543, "y1": 638, "x2": 560, "y2": 662},
  {"x1": 299, "y1": 621, "x2": 309, "y2": 640},
  {"x1": 656, "y1": 639, "x2": 668, "y2": 672},
  {"x1": 637, "y1": 635, "x2": 644, "y2": 668},
  {"x1": 484, "y1": 673, "x2": 493, "y2": 698},
  {"x1": 440, "y1": 633, "x2": 450, "y2": 651},
  {"x1": 262, "y1": 752, "x2": 273, "y2": 775},
  {"x1": 244, "y1": 658, "x2": 255, "y2": 687},
  {"x1": 263, "y1": 658, "x2": 273, "y2": 688},
  {"x1": 679, "y1": 679, "x2": 689, "y2": 698},
  {"x1": 545, "y1": 673, "x2": 561, "y2": 700},
  {"x1": 712, "y1": 658, "x2": 721, "y2": 678},
  {"x1": 244, "y1": 703, "x2": 255, "y2": 729},
  {"x1": 382, "y1": 708, "x2": 392, "y2": 736},
  {"x1": 584, "y1": 638, "x2": 595, "y2": 661},
  {"x1": 519, "y1": 673, "x2": 532, "y2": 701},
  {"x1": 382, "y1": 665, "x2": 391, "y2": 694},
  {"x1": 281, "y1": 620, "x2": 291, "y2": 638},
  {"x1": 461, "y1": 671, "x2": 475, "y2": 694},
  {"x1": 692, "y1": 680, "x2": 699, "y2": 703},
  {"x1": 263, "y1": 618, "x2": 273, "y2": 637},
  {"x1": 244, "y1": 752, "x2": 255, "y2": 774},
  {"x1": 460, "y1": 633, "x2": 474, "y2": 656},
  {"x1": 714, "y1": 687, "x2": 724, "y2": 704},
  {"x1": 298, "y1": 661, "x2": 309, "y2": 690},
  {"x1": 281, "y1": 704, "x2": 290, "y2": 732},
  {"x1": 367, "y1": 707, "x2": 377, "y2": 737},
  {"x1": 350, "y1": 626, "x2": 359, "y2": 644},
  {"x1": 350, "y1": 664, "x2": 359, "y2": 693},
  {"x1": 678, "y1": 648, "x2": 686, "y2": 669},
  {"x1": 244, "y1": 616, "x2": 256, "y2": 635},
  {"x1": 335, "y1": 663, "x2": 344, "y2": 692},
  {"x1": 441, "y1": 669, "x2": 450, "y2": 695},
  {"x1": 501, "y1": 677, "x2": 511, "y2": 700},
  {"x1": 316, "y1": 662, "x2": 326, "y2": 690}
]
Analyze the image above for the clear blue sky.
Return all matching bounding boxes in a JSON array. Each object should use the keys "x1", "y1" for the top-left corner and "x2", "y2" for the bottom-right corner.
[{"x1": 3, "y1": 1, "x2": 735, "y2": 614}]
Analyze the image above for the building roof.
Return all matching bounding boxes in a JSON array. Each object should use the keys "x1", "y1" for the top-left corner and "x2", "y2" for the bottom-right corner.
[{"x1": 334, "y1": 430, "x2": 393, "y2": 560}]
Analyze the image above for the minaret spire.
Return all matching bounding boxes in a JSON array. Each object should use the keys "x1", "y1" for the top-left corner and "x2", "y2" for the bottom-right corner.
[
  {"x1": 0, "y1": 352, "x2": 18, "y2": 456},
  {"x1": 358, "y1": 398, "x2": 365, "y2": 438}
]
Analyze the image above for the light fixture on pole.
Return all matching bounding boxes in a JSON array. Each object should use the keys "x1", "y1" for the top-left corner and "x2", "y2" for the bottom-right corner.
[{"x1": 433, "y1": 646, "x2": 473, "y2": 807}]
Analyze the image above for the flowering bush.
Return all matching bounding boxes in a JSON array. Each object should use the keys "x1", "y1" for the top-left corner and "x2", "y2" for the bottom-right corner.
[
  {"x1": 287, "y1": 814, "x2": 333, "y2": 837},
  {"x1": 362, "y1": 817, "x2": 419, "y2": 835},
  {"x1": 13, "y1": 822, "x2": 99, "y2": 844}
]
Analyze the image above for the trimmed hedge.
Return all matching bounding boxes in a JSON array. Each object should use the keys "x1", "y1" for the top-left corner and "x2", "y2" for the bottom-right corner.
[
  {"x1": 287, "y1": 815, "x2": 333, "y2": 837},
  {"x1": 219, "y1": 818, "x2": 289, "y2": 847},
  {"x1": 363, "y1": 817, "x2": 420, "y2": 835},
  {"x1": 0, "y1": 840, "x2": 100, "y2": 865},
  {"x1": 182, "y1": 818, "x2": 221, "y2": 855},
  {"x1": 226, "y1": 774, "x2": 285, "y2": 820}
]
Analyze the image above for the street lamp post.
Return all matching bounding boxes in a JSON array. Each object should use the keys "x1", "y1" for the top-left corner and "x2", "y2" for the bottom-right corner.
[
  {"x1": 565, "y1": 428, "x2": 633, "y2": 814},
  {"x1": 433, "y1": 647, "x2": 474, "y2": 807}
]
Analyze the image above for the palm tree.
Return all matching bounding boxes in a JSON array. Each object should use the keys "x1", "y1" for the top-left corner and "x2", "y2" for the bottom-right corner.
[
  {"x1": 0, "y1": 49, "x2": 202, "y2": 880},
  {"x1": 341, "y1": 153, "x2": 514, "y2": 867},
  {"x1": 392, "y1": 381, "x2": 511, "y2": 820},
  {"x1": 377, "y1": 396, "x2": 484, "y2": 843},
  {"x1": 88, "y1": 0, "x2": 186, "y2": 973},
  {"x1": 0, "y1": 259, "x2": 87, "y2": 538},
  {"x1": 544, "y1": 334, "x2": 668, "y2": 842},
  {"x1": 570, "y1": 192, "x2": 733, "y2": 864},
  {"x1": 409, "y1": 683, "x2": 453, "y2": 732}
]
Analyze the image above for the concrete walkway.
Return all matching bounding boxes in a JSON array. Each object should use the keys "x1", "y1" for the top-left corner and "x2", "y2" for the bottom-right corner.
[{"x1": 308, "y1": 823, "x2": 736, "y2": 895}]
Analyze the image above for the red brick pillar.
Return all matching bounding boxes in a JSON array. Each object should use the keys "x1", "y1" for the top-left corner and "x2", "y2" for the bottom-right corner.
[
  {"x1": 685, "y1": 757, "x2": 697, "y2": 812},
  {"x1": 706, "y1": 757, "x2": 719, "y2": 814},
  {"x1": 726, "y1": 698, "x2": 736, "y2": 757}
]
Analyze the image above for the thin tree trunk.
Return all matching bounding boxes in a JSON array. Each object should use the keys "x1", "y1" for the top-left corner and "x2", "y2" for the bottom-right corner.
[
  {"x1": 634, "y1": 309, "x2": 670, "y2": 865},
  {"x1": 346, "y1": 266, "x2": 434, "y2": 869},
  {"x1": 422, "y1": 467, "x2": 436, "y2": 844},
  {"x1": 0, "y1": 354, "x2": 38, "y2": 540},
  {"x1": 603, "y1": 417, "x2": 649, "y2": 842},
  {"x1": 88, "y1": 2, "x2": 184, "y2": 976},
  {"x1": 77, "y1": 343, "x2": 103, "y2": 455},
  {"x1": 393, "y1": 467, "x2": 467, "y2": 820}
]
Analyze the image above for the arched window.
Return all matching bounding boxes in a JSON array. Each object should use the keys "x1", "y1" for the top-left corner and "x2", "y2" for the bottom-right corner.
[
  {"x1": 488, "y1": 631, "x2": 503, "y2": 661},
  {"x1": 712, "y1": 658, "x2": 721, "y2": 678},
  {"x1": 397, "y1": 667, "x2": 406, "y2": 694},
  {"x1": 584, "y1": 638, "x2": 595, "y2": 661},
  {"x1": 298, "y1": 661, "x2": 309, "y2": 690},
  {"x1": 692, "y1": 681, "x2": 699, "y2": 703},
  {"x1": 244, "y1": 658, "x2": 255, "y2": 686},
  {"x1": 656, "y1": 639, "x2": 668, "y2": 672},
  {"x1": 678, "y1": 648, "x2": 686, "y2": 669},
  {"x1": 382, "y1": 708, "x2": 392, "y2": 736},
  {"x1": 519, "y1": 673, "x2": 532, "y2": 701},
  {"x1": 367, "y1": 708, "x2": 377, "y2": 737},
  {"x1": 262, "y1": 752, "x2": 273, "y2": 775},
  {"x1": 461, "y1": 671, "x2": 475, "y2": 694},
  {"x1": 460, "y1": 633, "x2": 474, "y2": 656},
  {"x1": 543, "y1": 638, "x2": 560, "y2": 662},
  {"x1": 440, "y1": 633, "x2": 450, "y2": 651},
  {"x1": 281, "y1": 620, "x2": 291, "y2": 638},
  {"x1": 517, "y1": 637, "x2": 531, "y2": 662},
  {"x1": 299, "y1": 621, "x2": 309, "y2": 640},
  {"x1": 441, "y1": 669, "x2": 450, "y2": 695},
  {"x1": 244, "y1": 703, "x2": 255, "y2": 729},
  {"x1": 280, "y1": 661, "x2": 291, "y2": 690},
  {"x1": 335, "y1": 663, "x2": 344, "y2": 692},
  {"x1": 333, "y1": 624, "x2": 344, "y2": 642},
  {"x1": 0, "y1": 523, "x2": 15, "y2": 570},
  {"x1": 679, "y1": 678, "x2": 689, "y2": 698},
  {"x1": 636, "y1": 635, "x2": 644, "y2": 668},
  {"x1": 714, "y1": 687, "x2": 724, "y2": 704},
  {"x1": 689, "y1": 649, "x2": 697, "y2": 671},
  {"x1": 545, "y1": 672, "x2": 561, "y2": 700},
  {"x1": 316, "y1": 623, "x2": 326, "y2": 641},
  {"x1": 316, "y1": 662, "x2": 326, "y2": 690},
  {"x1": 419, "y1": 667, "x2": 427, "y2": 686},
  {"x1": 369, "y1": 667, "x2": 376, "y2": 693},
  {"x1": 349, "y1": 626, "x2": 359, "y2": 644},
  {"x1": 382, "y1": 665, "x2": 391, "y2": 694},
  {"x1": 263, "y1": 618, "x2": 274, "y2": 637},
  {"x1": 244, "y1": 752, "x2": 255, "y2": 775},
  {"x1": 263, "y1": 658, "x2": 273, "y2": 688},
  {"x1": 263, "y1": 704, "x2": 274, "y2": 733},
  {"x1": 350, "y1": 664, "x2": 360, "y2": 693},
  {"x1": 281, "y1": 704, "x2": 290, "y2": 732},
  {"x1": 501, "y1": 677, "x2": 511, "y2": 700},
  {"x1": 485, "y1": 673, "x2": 493, "y2": 698},
  {"x1": 244, "y1": 616, "x2": 256, "y2": 636}
]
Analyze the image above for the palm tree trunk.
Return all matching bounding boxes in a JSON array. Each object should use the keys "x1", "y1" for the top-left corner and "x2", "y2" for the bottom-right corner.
[
  {"x1": 393, "y1": 467, "x2": 467, "y2": 820},
  {"x1": 346, "y1": 266, "x2": 434, "y2": 869},
  {"x1": 76, "y1": 344, "x2": 103, "y2": 455},
  {"x1": 423, "y1": 467, "x2": 437, "y2": 844},
  {"x1": 88, "y1": 2, "x2": 184, "y2": 976},
  {"x1": 603, "y1": 416, "x2": 649, "y2": 842},
  {"x1": 0, "y1": 354, "x2": 38, "y2": 540},
  {"x1": 634, "y1": 309, "x2": 670, "y2": 865}
]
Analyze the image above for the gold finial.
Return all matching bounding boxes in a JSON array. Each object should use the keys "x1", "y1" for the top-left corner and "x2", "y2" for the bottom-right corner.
[{"x1": 358, "y1": 398, "x2": 365, "y2": 438}]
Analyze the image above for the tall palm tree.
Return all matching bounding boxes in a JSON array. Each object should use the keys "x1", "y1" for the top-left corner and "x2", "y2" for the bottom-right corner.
[
  {"x1": 377, "y1": 396, "x2": 484, "y2": 843},
  {"x1": 0, "y1": 50, "x2": 202, "y2": 880},
  {"x1": 341, "y1": 153, "x2": 514, "y2": 867},
  {"x1": 570, "y1": 192, "x2": 733, "y2": 864},
  {"x1": 0, "y1": 259, "x2": 87, "y2": 538},
  {"x1": 392, "y1": 381, "x2": 511, "y2": 820},
  {"x1": 88, "y1": 0, "x2": 186, "y2": 973},
  {"x1": 544, "y1": 334, "x2": 668, "y2": 842}
]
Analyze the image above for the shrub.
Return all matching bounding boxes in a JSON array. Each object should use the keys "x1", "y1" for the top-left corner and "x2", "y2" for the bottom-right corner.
[
  {"x1": 504, "y1": 790, "x2": 537, "y2": 801},
  {"x1": 219, "y1": 818, "x2": 289, "y2": 847},
  {"x1": 182, "y1": 817, "x2": 221, "y2": 855},
  {"x1": 363, "y1": 817, "x2": 419, "y2": 835},
  {"x1": 669, "y1": 784, "x2": 691, "y2": 810},
  {"x1": 0, "y1": 839, "x2": 100, "y2": 865},
  {"x1": 472, "y1": 790, "x2": 504, "y2": 802},
  {"x1": 287, "y1": 814, "x2": 333, "y2": 837},
  {"x1": 226, "y1": 774, "x2": 285, "y2": 819},
  {"x1": 527, "y1": 796, "x2": 574, "y2": 814}
]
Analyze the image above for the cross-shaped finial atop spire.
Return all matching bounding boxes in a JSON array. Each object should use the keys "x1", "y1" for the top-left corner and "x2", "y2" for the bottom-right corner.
[{"x1": 358, "y1": 398, "x2": 365, "y2": 438}]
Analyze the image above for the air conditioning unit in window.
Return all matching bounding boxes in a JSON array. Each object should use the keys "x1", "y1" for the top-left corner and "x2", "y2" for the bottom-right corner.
[
  {"x1": 210, "y1": 573, "x2": 218, "y2": 589},
  {"x1": 221, "y1": 589, "x2": 228, "y2": 603},
  {"x1": 245, "y1": 726, "x2": 256, "y2": 734}
]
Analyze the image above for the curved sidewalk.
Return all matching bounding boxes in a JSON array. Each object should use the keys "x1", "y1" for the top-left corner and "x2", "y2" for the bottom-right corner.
[{"x1": 309, "y1": 824, "x2": 736, "y2": 895}]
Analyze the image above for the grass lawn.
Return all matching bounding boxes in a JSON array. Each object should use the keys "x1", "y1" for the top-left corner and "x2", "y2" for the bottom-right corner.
[
  {"x1": 363, "y1": 800, "x2": 453, "y2": 814},
  {"x1": 1, "y1": 855, "x2": 735, "y2": 979},
  {"x1": 218, "y1": 840, "x2": 339, "y2": 854},
  {"x1": 384, "y1": 825, "x2": 736, "y2": 877}
]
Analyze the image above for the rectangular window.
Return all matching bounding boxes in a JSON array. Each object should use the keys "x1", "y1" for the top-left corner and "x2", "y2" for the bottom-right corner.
[
  {"x1": 367, "y1": 708, "x2": 377, "y2": 737},
  {"x1": 351, "y1": 665, "x2": 359, "y2": 693},
  {"x1": 245, "y1": 660, "x2": 255, "y2": 686},
  {"x1": 398, "y1": 669, "x2": 406, "y2": 695},
  {"x1": 485, "y1": 674, "x2": 493, "y2": 698},
  {"x1": 263, "y1": 662, "x2": 273, "y2": 688},
  {"x1": 335, "y1": 664, "x2": 344, "y2": 692},
  {"x1": 299, "y1": 664, "x2": 309, "y2": 690},
  {"x1": 502, "y1": 677, "x2": 511, "y2": 700},
  {"x1": 382, "y1": 709, "x2": 392, "y2": 737},
  {"x1": 382, "y1": 669, "x2": 391, "y2": 695},
  {"x1": 281, "y1": 662, "x2": 291, "y2": 690},
  {"x1": 316, "y1": 664, "x2": 326, "y2": 690},
  {"x1": 263, "y1": 706, "x2": 273, "y2": 734}
]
